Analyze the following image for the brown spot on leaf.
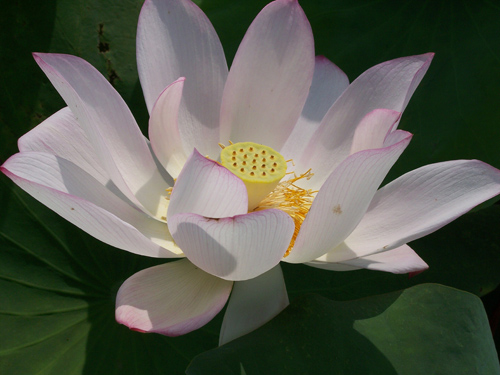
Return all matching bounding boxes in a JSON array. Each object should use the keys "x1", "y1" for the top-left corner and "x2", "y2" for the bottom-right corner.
[
  {"x1": 97, "y1": 24, "x2": 109, "y2": 52},
  {"x1": 97, "y1": 23, "x2": 120, "y2": 86},
  {"x1": 98, "y1": 41, "x2": 110, "y2": 53}
]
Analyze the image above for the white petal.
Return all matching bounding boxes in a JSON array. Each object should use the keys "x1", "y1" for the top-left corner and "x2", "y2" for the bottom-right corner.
[
  {"x1": 284, "y1": 133, "x2": 412, "y2": 264},
  {"x1": 219, "y1": 0, "x2": 315, "y2": 151},
  {"x1": 219, "y1": 264, "x2": 289, "y2": 345},
  {"x1": 2, "y1": 152, "x2": 180, "y2": 257},
  {"x1": 296, "y1": 53, "x2": 434, "y2": 189},
  {"x1": 307, "y1": 244, "x2": 428, "y2": 274},
  {"x1": 384, "y1": 129, "x2": 411, "y2": 146},
  {"x1": 167, "y1": 149, "x2": 248, "y2": 219},
  {"x1": 116, "y1": 259, "x2": 233, "y2": 336},
  {"x1": 345, "y1": 160, "x2": 500, "y2": 255},
  {"x1": 137, "y1": 0, "x2": 227, "y2": 159},
  {"x1": 18, "y1": 107, "x2": 109, "y2": 185},
  {"x1": 350, "y1": 109, "x2": 401, "y2": 154},
  {"x1": 168, "y1": 210, "x2": 294, "y2": 281},
  {"x1": 281, "y1": 56, "x2": 349, "y2": 161},
  {"x1": 33, "y1": 53, "x2": 169, "y2": 219},
  {"x1": 149, "y1": 78, "x2": 187, "y2": 178}
]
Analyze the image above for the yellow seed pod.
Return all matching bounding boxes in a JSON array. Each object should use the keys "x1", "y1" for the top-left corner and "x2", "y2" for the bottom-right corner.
[{"x1": 220, "y1": 142, "x2": 287, "y2": 210}]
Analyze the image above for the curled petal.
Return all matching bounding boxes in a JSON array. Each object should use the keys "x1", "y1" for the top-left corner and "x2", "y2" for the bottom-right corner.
[
  {"x1": 149, "y1": 78, "x2": 187, "y2": 178},
  {"x1": 220, "y1": 0, "x2": 315, "y2": 151},
  {"x1": 138, "y1": 0, "x2": 227, "y2": 159},
  {"x1": 350, "y1": 109, "x2": 401, "y2": 154},
  {"x1": 167, "y1": 149, "x2": 248, "y2": 219},
  {"x1": 307, "y1": 244, "x2": 428, "y2": 274},
  {"x1": 169, "y1": 210, "x2": 294, "y2": 281},
  {"x1": 116, "y1": 259, "x2": 233, "y2": 336},
  {"x1": 384, "y1": 129, "x2": 411, "y2": 147},
  {"x1": 285, "y1": 133, "x2": 412, "y2": 264},
  {"x1": 219, "y1": 264, "x2": 289, "y2": 345},
  {"x1": 345, "y1": 160, "x2": 500, "y2": 255},
  {"x1": 296, "y1": 53, "x2": 434, "y2": 189}
]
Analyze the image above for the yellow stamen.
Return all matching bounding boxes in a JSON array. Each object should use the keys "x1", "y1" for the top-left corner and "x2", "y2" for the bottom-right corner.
[
  {"x1": 254, "y1": 169, "x2": 316, "y2": 257},
  {"x1": 221, "y1": 142, "x2": 287, "y2": 210},
  {"x1": 165, "y1": 186, "x2": 173, "y2": 199}
]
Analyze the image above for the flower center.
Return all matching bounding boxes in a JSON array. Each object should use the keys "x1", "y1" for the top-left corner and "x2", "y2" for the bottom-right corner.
[
  {"x1": 220, "y1": 142, "x2": 315, "y2": 257},
  {"x1": 220, "y1": 142, "x2": 287, "y2": 210}
]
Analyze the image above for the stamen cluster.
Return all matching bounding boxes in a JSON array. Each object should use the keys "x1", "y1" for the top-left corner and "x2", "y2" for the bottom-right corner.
[{"x1": 254, "y1": 169, "x2": 316, "y2": 257}]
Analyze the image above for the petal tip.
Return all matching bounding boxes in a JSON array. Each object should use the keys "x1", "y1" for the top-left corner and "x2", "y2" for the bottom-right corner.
[{"x1": 115, "y1": 305, "x2": 154, "y2": 333}]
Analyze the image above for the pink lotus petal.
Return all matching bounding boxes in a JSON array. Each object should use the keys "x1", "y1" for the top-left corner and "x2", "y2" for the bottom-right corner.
[
  {"x1": 137, "y1": 0, "x2": 227, "y2": 159},
  {"x1": 2, "y1": 152, "x2": 180, "y2": 257},
  {"x1": 350, "y1": 109, "x2": 401, "y2": 154},
  {"x1": 168, "y1": 209, "x2": 294, "y2": 281},
  {"x1": 284, "y1": 133, "x2": 412, "y2": 264},
  {"x1": 167, "y1": 149, "x2": 248, "y2": 219},
  {"x1": 33, "y1": 53, "x2": 169, "y2": 219},
  {"x1": 384, "y1": 129, "x2": 411, "y2": 146},
  {"x1": 296, "y1": 53, "x2": 434, "y2": 190},
  {"x1": 219, "y1": 0, "x2": 314, "y2": 151},
  {"x1": 345, "y1": 160, "x2": 500, "y2": 255},
  {"x1": 149, "y1": 78, "x2": 187, "y2": 178},
  {"x1": 116, "y1": 259, "x2": 233, "y2": 336},
  {"x1": 281, "y1": 55, "x2": 349, "y2": 161},
  {"x1": 307, "y1": 244, "x2": 428, "y2": 274},
  {"x1": 219, "y1": 264, "x2": 289, "y2": 345},
  {"x1": 18, "y1": 107, "x2": 109, "y2": 186}
]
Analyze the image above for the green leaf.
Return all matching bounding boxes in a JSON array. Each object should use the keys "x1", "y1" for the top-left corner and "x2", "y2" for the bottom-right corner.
[{"x1": 187, "y1": 284, "x2": 500, "y2": 375}]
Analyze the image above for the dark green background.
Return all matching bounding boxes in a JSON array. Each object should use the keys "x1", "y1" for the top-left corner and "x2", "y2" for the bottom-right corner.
[{"x1": 1, "y1": 0, "x2": 499, "y2": 373}]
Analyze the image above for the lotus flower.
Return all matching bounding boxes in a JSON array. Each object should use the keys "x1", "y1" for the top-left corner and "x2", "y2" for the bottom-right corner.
[{"x1": 2, "y1": 0, "x2": 500, "y2": 346}]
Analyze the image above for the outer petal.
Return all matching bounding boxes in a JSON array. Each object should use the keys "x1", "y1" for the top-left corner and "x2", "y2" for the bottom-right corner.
[
  {"x1": 219, "y1": 264, "x2": 289, "y2": 345},
  {"x1": 167, "y1": 149, "x2": 248, "y2": 219},
  {"x1": 219, "y1": 0, "x2": 315, "y2": 151},
  {"x1": 280, "y1": 56, "x2": 349, "y2": 161},
  {"x1": 349, "y1": 109, "x2": 401, "y2": 155},
  {"x1": 18, "y1": 107, "x2": 109, "y2": 185},
  {"x1": 33, "y1": 53, "x2": 169, "y2": 219},
  {"x1": 284, "y1": 133, "x2": 412, "y2": 264},
  {"x1": 168, "y1": 210, "x2": 294, "y2": 281},
  {"x1": 307, "y1": 244, "x2": 428, "y2": 274},
  {"x1": 149, "y1": 78, "x2": 187, "y2": 178},
  {"x1": 116, "y1": 259, "x2": 233, "y2": 336},
  {"x1": 345, "y1": 160, "x2": 500, "y2": 255},
  {"x1": 137, "y1": 0, "x2": 228, "y2": 159},
  {"x1": 296, "y1": 53, "x2": 434, "y2": 189},
  {"x1": 2, "y1": 152, "x2": 180, "y2": 257}
]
